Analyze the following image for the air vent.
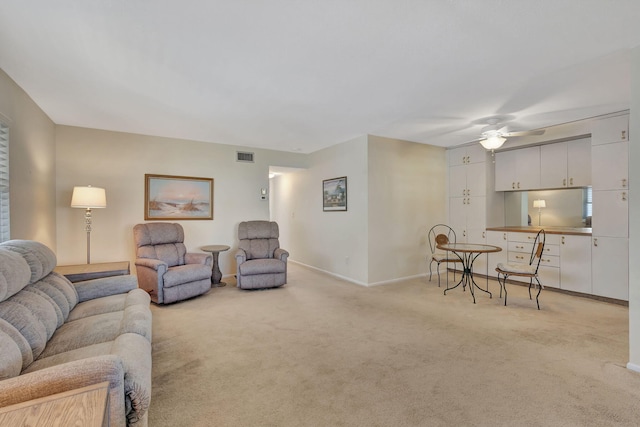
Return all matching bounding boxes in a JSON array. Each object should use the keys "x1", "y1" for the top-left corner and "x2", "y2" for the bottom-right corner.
[{"x1": 236, "y1": 151, "x2": 255, "y2": 163}]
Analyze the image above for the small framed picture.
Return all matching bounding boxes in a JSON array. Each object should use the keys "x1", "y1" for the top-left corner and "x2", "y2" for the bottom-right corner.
[
  {"x1": 145, "y1": 174, "x2": 214, "y2": 220},
  {"x1": 323, "y1": 177, "x2": 347, "y2": 212}
]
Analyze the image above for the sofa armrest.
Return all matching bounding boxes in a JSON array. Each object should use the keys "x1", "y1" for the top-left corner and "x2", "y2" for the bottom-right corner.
[
  {"x1": 73, "y1": 275, "x2": 139, "y2": 303},
  {"x1": 274, "y1": 248, "x2": 289, "y2": 262},
  {"x1": 185, "y1": 252, "x2": 212, "y2": 266},
  {"x1": 0, "y1": 355, "x2": 126, "y2": 421}
]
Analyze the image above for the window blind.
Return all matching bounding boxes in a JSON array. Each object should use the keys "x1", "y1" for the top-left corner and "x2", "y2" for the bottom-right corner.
[{"x1": 0, "y1": 123, "x2": 9, "y2": 242}]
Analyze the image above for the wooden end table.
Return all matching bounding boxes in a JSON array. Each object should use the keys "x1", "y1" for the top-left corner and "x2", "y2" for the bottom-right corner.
[
  {"x1": 54, "y1": 261, "x2": 130, "y2": 283},
  {"x1": 201, "y1": 245, "x2": 230, "y2": 287}
]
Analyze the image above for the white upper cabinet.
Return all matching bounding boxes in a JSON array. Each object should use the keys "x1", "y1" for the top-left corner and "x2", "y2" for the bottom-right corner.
[
  {"x1": 448, "y1": 144, "x2": 487, "y2": 167},
  {"x1": 591, "y1": 114, "x2": 629, "y2": 146},
  {"x1": 591, "y1": 141, "x2": 629, "y2": 191},
  {"x1": 495, "y1": 146, "x2": 540, "y2": 191},
  {"x1": 540, "y1": 139, "x2": 591, "y2": 188}
]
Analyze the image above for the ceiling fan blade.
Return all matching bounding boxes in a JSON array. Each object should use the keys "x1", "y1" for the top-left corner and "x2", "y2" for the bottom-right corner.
[{"x1": 503, "y1": 129, "x2": 545, "y2": 137}]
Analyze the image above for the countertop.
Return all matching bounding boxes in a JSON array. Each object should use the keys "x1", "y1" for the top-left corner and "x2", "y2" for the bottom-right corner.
[{"x1": 486, "y1": 226, "x2": 592, "y2": 236}]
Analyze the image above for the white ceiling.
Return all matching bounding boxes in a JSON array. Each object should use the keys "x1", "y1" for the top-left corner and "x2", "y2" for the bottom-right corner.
[{"x1": 1, "y1": 1, "x2": 640, "y2": 153}]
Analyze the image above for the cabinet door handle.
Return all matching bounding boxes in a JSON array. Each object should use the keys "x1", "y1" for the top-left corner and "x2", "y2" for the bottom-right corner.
[
  {"x1": 562, "y1": 236, "x2": 565, "y2": 245},
  {"x1": 594, "y1": 238, "x2": 598, "y2": 247},
  {"x1": 482, "y1": 231, "x2": 486, "y2": 239},
  {"x1": 569, "y1": 177, "x2": 573, "y2": 186},
  {"x1": 622, "y1": 178, "x2": 627, "y2": 188},
  {"x1": 563, "y1": 178, "x2": 566, "y2": 186},
  {"x1": 512, "y1": 182, "x2": 516, "y2": 189},
  {"x1": 503, "y1": 233, "x2": 507, "y2": 240},
  {"x1": 463, "y1": 230, "x2": 466, "y2": 237},
  {"x1": 622, "y1": 130, "x2": 626, "y2": 140},
  {"x1": 515, "y1": 255, "x2": 524, "y2": 260},
  {"x1": 467, "y1": 189, "x2": 470, "y2": 196},
  {"x1": 622, "y1": 192, "x2": 627, "y2": 201},
  {"x1": 517, "y1": 182, "x2": 521, "y2": 189},
  {"x1": 467, "y1": 198, "x2": 471, "y2": 204}
]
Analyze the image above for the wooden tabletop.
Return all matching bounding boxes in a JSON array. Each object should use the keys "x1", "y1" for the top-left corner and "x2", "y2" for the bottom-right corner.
[{"x1": 201, "y1": 245, "x2": 231, "y2": 253}]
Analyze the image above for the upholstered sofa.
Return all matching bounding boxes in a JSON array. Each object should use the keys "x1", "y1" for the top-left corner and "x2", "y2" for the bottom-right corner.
[{"x1": 0, "y1": 240, "x2": 152, "y2": 427}]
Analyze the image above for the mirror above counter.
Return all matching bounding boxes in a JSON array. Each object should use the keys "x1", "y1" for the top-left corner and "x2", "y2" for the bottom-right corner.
[{"x1": 504, "y1": 188, "x2": 591, "y2": 229}]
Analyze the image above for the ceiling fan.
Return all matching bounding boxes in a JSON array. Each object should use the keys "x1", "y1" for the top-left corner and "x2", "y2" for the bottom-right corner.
[{"x1": 474, "y1": 117, "x2": 545, "y2": 150}]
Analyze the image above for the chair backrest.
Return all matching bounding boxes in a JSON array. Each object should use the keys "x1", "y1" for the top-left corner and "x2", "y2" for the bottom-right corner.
[
  {"x1": 133, "y1": 223, "x2": 187, "y2": 267},
  {"x1": 428, "y1": 224, "x2": 456, "y2": 253},
  {"x1": 529, "y1": 229, "x2": 546, "y2": 273},
  {"x1": 238, "y1": 221, "x2": 280, "y2": 260}
]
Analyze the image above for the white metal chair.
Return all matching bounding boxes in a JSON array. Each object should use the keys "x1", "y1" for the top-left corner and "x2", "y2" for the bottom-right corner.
[
  {"x1": 495, "y1": 229, "x2": 546, "y2": 309},
  {"x1": 428, "y1": 224, "x2": 462, "y2": 287}
]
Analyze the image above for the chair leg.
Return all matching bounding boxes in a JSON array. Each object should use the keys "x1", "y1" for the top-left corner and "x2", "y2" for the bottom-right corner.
[
  {"x1": 429, "y1": 259, "x2": 434, "y2": 282},
  {"x1": 528, "y1": 279, "x2": 533, "y2": 300},
  {"x1": 499, "y1": 273, "x2": 508, "y2": 306},
  {"x1": 436, "y1": 261, "x2": 441, "y2": 287},
  {"x1": 535, "y1": 278, "x2": 542, "y2": 310}
]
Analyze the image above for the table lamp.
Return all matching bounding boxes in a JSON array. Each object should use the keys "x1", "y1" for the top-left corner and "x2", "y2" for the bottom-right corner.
[
  {"x1": 71, "y1": 185, "x2": 107, "y2": 264},
  {"x1": 533, "y1": 199, "x2": 546, "y2": 226}
]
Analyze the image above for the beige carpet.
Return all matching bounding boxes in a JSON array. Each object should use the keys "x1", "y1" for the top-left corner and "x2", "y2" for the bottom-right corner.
[{"x1": 149, "y1": 263, "x2": 640, "y2": 426}]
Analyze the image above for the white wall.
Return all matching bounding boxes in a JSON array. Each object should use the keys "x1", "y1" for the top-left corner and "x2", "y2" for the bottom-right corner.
[
  {"x1": 367, "y1": 135, "x2": 447, "y2": 284},
  {"x1": 628, "y1": 45, "x2": 640, "y2": 372},
  {"x1": 0, "y1": 69, "x2": 57, "y2": 247},
  {"x1": 55, "y1": 125, "x2": 306, "y2": 276},
  {"x1": 272, "y1": 135, "x2": 370, "y2": 284}
]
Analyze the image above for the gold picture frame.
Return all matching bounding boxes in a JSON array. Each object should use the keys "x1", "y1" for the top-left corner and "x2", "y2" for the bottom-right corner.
[{"x1": 144, "y1": 174, "x2": 214, "y2": 220}]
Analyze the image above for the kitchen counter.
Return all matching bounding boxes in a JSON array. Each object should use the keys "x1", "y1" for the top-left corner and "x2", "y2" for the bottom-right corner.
[{"x1": 486, "y1": 226, "x2": 592, "y2": 236}]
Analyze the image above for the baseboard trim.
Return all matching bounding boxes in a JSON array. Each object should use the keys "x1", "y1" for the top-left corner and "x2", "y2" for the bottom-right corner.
[
  {"x1": 289, "y1": 259, "x2": 426, "y2": 287},
  {"x1": 627, "y1": 362, "x2": 640, "y2": 373}
]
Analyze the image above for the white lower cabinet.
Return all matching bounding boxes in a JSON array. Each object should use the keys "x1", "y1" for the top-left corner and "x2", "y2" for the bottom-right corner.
[
  {"x1": 559, "y1": 235, "x2": 592, "y2": 294},
  {"x1": 485, "y1": 231, "x2": 508, "y2": 278},
  {"x1": 591, "y1": 236, "x2": 628, "y2": 300},
  {"x1": 505, "y1": 232, "x2": 560, "y2": 288}
]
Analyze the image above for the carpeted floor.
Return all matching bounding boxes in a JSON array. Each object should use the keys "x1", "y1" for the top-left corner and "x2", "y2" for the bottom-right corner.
[{"x1": 149, "y1": 263, "x2": 640, "y2": 426}]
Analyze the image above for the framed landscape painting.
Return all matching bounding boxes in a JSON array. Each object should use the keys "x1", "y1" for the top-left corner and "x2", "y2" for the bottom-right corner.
[
  {"x1": 145, "y1": 174, "x2": 214, "y2": 220},
  {"x1": 323, "y1": 176, "x2": 347, "y2": 212}
]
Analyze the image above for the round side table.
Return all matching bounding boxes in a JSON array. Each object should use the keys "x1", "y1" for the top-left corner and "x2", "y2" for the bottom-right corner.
[{"x1": 201, "y1": 245, "x2": 230, "y2": 287}]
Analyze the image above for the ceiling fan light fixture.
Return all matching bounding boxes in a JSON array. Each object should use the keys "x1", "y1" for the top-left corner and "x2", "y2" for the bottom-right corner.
[{"x1": 479, "y1": 135, "x2": 506, "y2": 150}]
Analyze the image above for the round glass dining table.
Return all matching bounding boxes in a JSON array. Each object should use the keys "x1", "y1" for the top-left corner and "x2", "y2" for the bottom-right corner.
[{"x1": 436, "y1": 243, "x2": 502, "y2": 303}]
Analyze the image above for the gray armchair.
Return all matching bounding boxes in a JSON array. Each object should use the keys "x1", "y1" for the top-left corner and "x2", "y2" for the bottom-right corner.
[
  {"x1": 133, "y1": 222, "x2": 212, "y2": 304},
  {"x1": 235, "y1": 221, "x2": 289, "y2": 290}
]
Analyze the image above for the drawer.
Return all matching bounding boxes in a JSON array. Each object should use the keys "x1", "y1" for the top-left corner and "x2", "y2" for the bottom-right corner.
[
  {"x1": 539, "y1": 255, "x2": 560, "y2": 268},
  {"x1": 508, "y1": 241, "x2": 532, "y2": 253},
  {"x1": 507, "y1": 232, "x2": 561, "y2": 245},
  {"x1": 542, "y1": 244, "x2": 559, "y2": 256},
  {"x1": 508, "y1": 252, "x2": 530, "y2": 263}
]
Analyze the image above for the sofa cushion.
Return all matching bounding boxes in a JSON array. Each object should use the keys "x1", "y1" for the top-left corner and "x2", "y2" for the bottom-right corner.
[
  {"x1": 0, "y1": 249, "x2": 31, "y2": 303},
  {"x1": 31, "y1": 273, "x2": 79, "y2": 321},
  {"x1": 0, "y1": 329, "x2": 23, "y2": 380},
  {"x1": 0, "y1": 318, "x2": 33, "y2": 373},
  {"x1": 239, "y1": 258, "x2": 286, "y2": 276},
  {"x1": 0, "y1": 240, "x2": 57, "y2": 284},
  {"x1": 22, "y1": 341, "x2": 114, "y2": 374},
  {"x1": 0, "y1": 290, "x2": 60, "y2": 362},
  {"x1": 39, "y1": 311, "x2": 123, "y2": 359},
  {"x1": 163, "y1": 264, "x2": 211, "y2": 287}
]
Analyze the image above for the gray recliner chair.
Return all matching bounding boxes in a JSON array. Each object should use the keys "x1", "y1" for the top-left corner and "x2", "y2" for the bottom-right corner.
[
  {"x1": 133, "y1": 222, "x2": 212, "y2": 304},
  {"x1": 235, "y1": 221, "x2": 289, "y2": 290}
]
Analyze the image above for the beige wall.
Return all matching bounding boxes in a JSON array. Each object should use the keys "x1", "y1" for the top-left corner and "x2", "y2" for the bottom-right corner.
[
  {"x1": 272, "y1": 135, "x2": 370, "y2": 284},
  {"x1": 55, "y1": 125, "x2": 306, "y2": 276},
  {"x1": 0, "y1": 69, "x2": 57, "y2": 247},
  {"x1": 271, "y1": 135, "x2": 448, "y2": 285},
  {"x1": 367, "y1": 135, "x2": 447, "y2": 284}
]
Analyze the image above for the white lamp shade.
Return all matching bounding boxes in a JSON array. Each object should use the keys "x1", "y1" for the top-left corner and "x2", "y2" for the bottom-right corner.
[
  {"x1": 533, "y1": 199, "x2": 546, "y2": 208},
  {"x1": 479, "y1": 135, "x2": 506, "y2": 150},
  {"x1": 71, "y1": 186, "x2": 107, "y2": 208}
]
